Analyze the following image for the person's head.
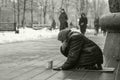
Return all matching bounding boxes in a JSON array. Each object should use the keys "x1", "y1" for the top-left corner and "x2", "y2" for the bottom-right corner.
[
  {"x1": 81, "y1": 13, "x2": 86, "y2": 17},
  {"x1": 58, "y1": 29, "x2": 71, "y2": 42},
  {"x1": 60, "y1": 8, "x2": 65, "y2": 13}
]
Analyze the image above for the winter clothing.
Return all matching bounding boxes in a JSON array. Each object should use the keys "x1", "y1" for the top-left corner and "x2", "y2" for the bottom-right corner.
[
  {"x1": 58, "y1": 29, "x2": 71, "y2": 42},
  {"x1": 59, "y1": 11, "x2": 68, "y2": 31},
  {"x1": 79, "y1": 14, "x2": 88, "y2": 35},
  {"x1": 94, "y1": 17, "x2": 100, "y2": 35},
  {"x1": 58, "y1": 29, "x2": 103, "y2": 70},
  {"x1": 50, "y1": 19, "x2": 56, "y2": 30}
]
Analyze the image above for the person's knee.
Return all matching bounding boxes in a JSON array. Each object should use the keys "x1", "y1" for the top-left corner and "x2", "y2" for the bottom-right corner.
[{"x1": 96, "y1": 63, "x2": 102, "y2": 70}]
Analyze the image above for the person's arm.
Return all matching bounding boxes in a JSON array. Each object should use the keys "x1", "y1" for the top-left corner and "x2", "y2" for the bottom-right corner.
[
  {"x1": 65, "y1": 13, "x2": 68, "y2": 21},
  {"x1": 61, "y1": 35, "x2": 84, "y2": 70},
  {"x1": 59, "y1": 14, "x2": 61, "y2": 21},
  {"x1": 59, "y1": 13, "x2": 63, "y2": 22},
  {"x1": 60, "y1": 41, "x2": 69, "y2": 57},
  {"x1": 85, "y1": 17, "x2": 88, "y2": 25}
]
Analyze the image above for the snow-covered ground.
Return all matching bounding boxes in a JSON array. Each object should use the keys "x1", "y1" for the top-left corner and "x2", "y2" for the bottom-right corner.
[{"x1": 0, "y1": 27, "x2": 95, "y2": 44}]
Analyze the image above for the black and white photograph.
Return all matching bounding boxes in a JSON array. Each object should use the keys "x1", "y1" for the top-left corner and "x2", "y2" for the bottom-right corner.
[{"x1": 0, "y1": 0, "x2": 120, "y2": 80}]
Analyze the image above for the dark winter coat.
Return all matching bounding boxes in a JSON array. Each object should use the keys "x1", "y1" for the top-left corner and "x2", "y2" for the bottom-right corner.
[
  {"x1": 51, "y1": 19, "x2": 56, "y2": 29},
  {"x1": 60, "y1": 31, "x2": 103, "y2": 70},
  {"x1": 79, "y1": 17, "x2": 88, "y2": 34},
  {"x1": 94, "y1": 18, "x2": 99, "y2": 28},
  {"x1": 79, "y1": 17, "x2": 88, "y2": 26},
  {"x1": 59, "y1": 12, "x2": 68, "y2": 30}
]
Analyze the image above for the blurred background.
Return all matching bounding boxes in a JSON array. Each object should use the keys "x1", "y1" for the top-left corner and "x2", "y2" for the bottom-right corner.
[{"x1": 0, "y1": 0, "x2": 110, "y2": 29}]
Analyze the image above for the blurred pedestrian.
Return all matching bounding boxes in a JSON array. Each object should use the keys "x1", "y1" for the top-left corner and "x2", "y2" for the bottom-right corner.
[
  {"x1": 94, "y1": 16, "x2": 100, "y2": 35},
  {"x1": 79, "y1": 13, "x2": 88, "y2": 35},
  {"x1": 49, "y1": 19, "x2": 56, "y2": 30},
  {"x1": 53, "y1": 29, "x2": 103, "y2": 70},
  {"x1": 59, "y1": 9, "x2": 68, "y2": 31},
  {"x1": 101, "y1": 27, "x2": 107, "y2": 36},
  {"x1": 70, "y1": 22, "x2": 74, "y2": 28}
]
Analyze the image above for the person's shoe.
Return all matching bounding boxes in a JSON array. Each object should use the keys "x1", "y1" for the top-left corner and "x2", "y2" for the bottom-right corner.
[
  {"x1": 97, "y1": 64, "x2": 103, "y2": 70},
  {"x1": 85, "y1": 65, "x2": 98, "y2": 70}
]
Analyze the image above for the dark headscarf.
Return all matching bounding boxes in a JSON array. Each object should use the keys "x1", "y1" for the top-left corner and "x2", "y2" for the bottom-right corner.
[
  {"x1": 81, "y1": 13, "x2": 86, "y2": 17},
  {"x1": 58, "y1": 29, "x2": 71, "y2": 42}
]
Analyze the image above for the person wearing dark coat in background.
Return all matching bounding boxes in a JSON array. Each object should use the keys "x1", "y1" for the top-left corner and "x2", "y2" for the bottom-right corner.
[
  {"x1": 94, "y1": 17, "x2": 100, "y2": 35},
  {"x1": 53, "y1": 29, "x2": 103, "y2": 70},
  {"x1": 49, "y1": 19, "x2": 56, "y2": 30},
  {"x1": 79, "y1": 13, "x2": 88, "y2": 35},
  {"x1": 59, "y1": 9, "x2": 68, "y2": 31}
]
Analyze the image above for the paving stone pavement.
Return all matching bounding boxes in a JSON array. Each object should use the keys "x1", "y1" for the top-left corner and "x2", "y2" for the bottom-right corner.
[{"x1": 0, "y1": 33, "x2": 106, "y2": 80}]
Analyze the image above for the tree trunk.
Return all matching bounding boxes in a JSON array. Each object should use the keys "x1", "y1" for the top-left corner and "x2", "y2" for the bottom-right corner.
[
  {"x1": 13, "y1": 0, "x2": 16, "y2": 30},
  {"x1": 80, "y1": 0, "x2": 85, "y2": 13},
  {"x1": 22, "y1": 0, "x2": 27, "y2": 28},
  {"x1": 0, "y1": 7, "x2": 1, "y2": 28},
  {"x1": 43, "y1": 7, "x2": 46, "y2": 24},
  {"x1": 51, "y1": 0, "x2": 55, "y2": 20},
  {"x1": 17, "y1": 0, "x2": 20, "y2": 29},
  {"x1": 31, "y1": 0, "x2": 33, "y2": 27},
  {"x1": 43, "y1": 0, "x2": 47, "y2": 24},
  {"x1": 38, "y1": 1, "x2": 43, "y2": 24},
  {"x1": 61, "y1": 0, "x2": 64, "y2": 8},
  {"x1": 66, "y1": 0, "x2": 69, "y2": 14}
]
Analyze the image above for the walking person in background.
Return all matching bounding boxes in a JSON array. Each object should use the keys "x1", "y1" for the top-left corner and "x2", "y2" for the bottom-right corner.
[
  {"x1": 69, "y1": 22, "x2": 74, "y2": 28},
  {"x1": 49, "y1": 19, "x2": 56, "y2": 30},
  {"x1": 101, "y1": 26, "x2": 107, "y2": 36},
  {"x1": 94, "y1": 16, "x2": 100, "y2": 35},
  {"x1": 53, "y1": 29, "x2": 103, "y2": 70},
  {"x1": 59, "y1": 9, "x2": 68, "y2": 31},
  {"x1": 79, "y1": 13, "x2": 88, "y2": 35}
]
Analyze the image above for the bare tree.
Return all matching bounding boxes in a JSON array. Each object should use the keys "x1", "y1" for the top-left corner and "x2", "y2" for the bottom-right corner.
[
  {"x1": 17, "y1": 0, "x2": 20, "y2": 28},
  {"x1": 51, "y1": 0, "x2": 55, "y2": 20},
  {"x1": 75, "y1": 0, "x2": 80, "y2": 26},
  {"x1": 80, "y1": 0, "x2": 84, "y2": 13},
  {"x1": 60, "y1": 0, "x2": 69, "y2": 14},
  {"x1": 43, "y1": 0, "x2": 48, "y2": 24},
  {"x1": 13, "y1": 0, "x2": 16, "y2": 29},
  {"x1": 31, "y1": 0, "x2": 33, "y2": 27},
  {"x1": 38, "y1": 0, "x2": 43, "y2": 24},
  {"x1": 22, "y1": 0, "x2": 27, "y2": 28},
  {"x1": 65, "y1": 0, "x2": 70, "y2": 14},
  {"x1": 61, "y1": 0, "x2": 64, "y2": 8}
]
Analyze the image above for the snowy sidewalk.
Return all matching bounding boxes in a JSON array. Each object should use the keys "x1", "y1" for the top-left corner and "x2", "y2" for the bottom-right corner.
[{"x1": 0, "y1": 28, "x2": 59, "y2": 44}]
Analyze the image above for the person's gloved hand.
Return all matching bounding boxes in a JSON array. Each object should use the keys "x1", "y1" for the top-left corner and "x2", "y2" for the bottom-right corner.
[{"x1": 53, "y1": 67, "x2": 62, "y2": 71}]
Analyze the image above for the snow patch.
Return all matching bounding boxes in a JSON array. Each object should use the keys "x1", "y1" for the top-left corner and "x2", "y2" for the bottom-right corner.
[
  {"x1": 0, "y1": 27, "x2": 95, "y2": 44},
  {"x1": 0, "y1": 28, "x2": 59, "y2": 44}
]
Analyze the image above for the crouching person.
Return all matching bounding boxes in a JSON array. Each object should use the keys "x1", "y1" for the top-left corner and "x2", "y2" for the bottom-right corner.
[{"x1": 53, "y1": 29, "x2": 103, "y2": 71}]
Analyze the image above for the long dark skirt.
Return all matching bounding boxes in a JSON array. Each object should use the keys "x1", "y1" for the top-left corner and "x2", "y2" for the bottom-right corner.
[
  {"x1": 60, "y1": 21, "x2": 68, "y2": 31},
  {"x1": 80, "y1": 25, "x2": 87, "y2": 35}
]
